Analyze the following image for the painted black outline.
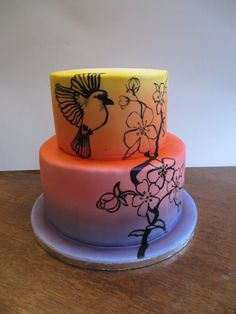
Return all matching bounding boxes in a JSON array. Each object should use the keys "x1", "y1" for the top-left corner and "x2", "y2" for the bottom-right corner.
[
  {"x1": 55, "y1": 73, "x2": 114, "y2": 159},
  {"x1": 96, "y1": 75, "x2": 185, "y2": 259}
]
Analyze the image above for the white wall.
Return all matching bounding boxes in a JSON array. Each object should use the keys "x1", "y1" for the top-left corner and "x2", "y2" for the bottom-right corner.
[{"x1": 0, "y1": 0, "x2": 235, "y2": 170}]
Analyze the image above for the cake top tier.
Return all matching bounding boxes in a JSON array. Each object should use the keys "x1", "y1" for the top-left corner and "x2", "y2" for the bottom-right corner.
[{"x1": 50, "y1": 68, "x2": 168, "y2": 161}]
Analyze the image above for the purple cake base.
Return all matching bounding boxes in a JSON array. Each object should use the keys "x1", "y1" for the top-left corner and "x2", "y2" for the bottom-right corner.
[{"x1": 31, "y1": 190, "x2": 197, "y2": 270}]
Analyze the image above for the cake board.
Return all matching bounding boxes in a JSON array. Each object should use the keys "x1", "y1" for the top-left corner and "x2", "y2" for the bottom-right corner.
[{"x1": 31, "y1": 190, "x2": 197, "y2": 271}]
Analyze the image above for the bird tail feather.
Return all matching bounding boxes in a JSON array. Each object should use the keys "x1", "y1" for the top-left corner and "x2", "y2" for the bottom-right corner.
[{"x1": 71, "y1": 128, "x2": 91, "y2": 159}]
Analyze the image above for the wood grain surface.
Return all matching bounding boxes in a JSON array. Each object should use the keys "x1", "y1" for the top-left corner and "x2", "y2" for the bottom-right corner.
[{"x1": 0, "y1": 168, "x2": 235, "y2": 314}]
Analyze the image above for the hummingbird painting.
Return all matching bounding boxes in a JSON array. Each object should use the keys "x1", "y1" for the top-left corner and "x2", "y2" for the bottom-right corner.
[{"x1": 55, "y1": 73, "x2": 114, "y2": 159}]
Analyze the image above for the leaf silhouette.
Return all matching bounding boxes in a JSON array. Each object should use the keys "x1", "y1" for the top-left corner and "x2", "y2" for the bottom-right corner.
[
  {"x1": 147, "y1": 220, "x2": 166, "y2": 231},
  {"x1": 128, "y1": 229, "x2": 145, "y2": 237},
  {"x1": 124, "y1": 139, "x2": 140, "y2": 159},
  {"x1": 113, "y1": 182, "x2": 121, "y2": 197}
]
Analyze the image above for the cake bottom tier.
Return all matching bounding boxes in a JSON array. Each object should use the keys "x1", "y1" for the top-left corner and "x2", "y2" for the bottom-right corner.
[{"x1": 40, "y1": 133, "x2": 186, "y2": 247}]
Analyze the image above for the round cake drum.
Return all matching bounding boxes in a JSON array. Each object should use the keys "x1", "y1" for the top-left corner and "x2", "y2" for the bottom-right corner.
[{"x1": 31, "y1": 190, "x2": 197, "y2": 270}]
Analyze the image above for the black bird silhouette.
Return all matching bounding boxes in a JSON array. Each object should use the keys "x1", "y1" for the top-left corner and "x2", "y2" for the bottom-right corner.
[{"x1": 55, "y1": 73, "x2": 113, "y2": 158}]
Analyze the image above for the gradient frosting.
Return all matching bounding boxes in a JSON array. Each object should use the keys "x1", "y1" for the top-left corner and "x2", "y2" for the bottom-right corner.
[
  {"x1": 50, "y1": 68, "x2": 168, "y2": 160},
  {"x1": 40, "y1": 133, "x2": 185, "y2": 247}
]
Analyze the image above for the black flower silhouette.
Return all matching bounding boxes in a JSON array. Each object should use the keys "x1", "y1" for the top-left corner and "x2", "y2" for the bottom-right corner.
[
  {"x1": 168, "y1": 165, "x2": 184, "y2": 205},
  {"x1": 126, "y1": 77, "x2": 140, "y2": 95},
  {"x1": 119, "y1": 95, "x2": 130, "y2": 109},
  {"x1": 96, "y1": 193, "x2": 120, "y2": 212},
  {"x1": 96, "y1": 182, "x2": 128, "y2": 213},
  {"x1": 96, "y1": 75, "x2": 182, "y2": 260},
  {"x1": 152, "y1": 82, "x2": 167, "y2": 114},
  {"x1": 147, "y1": 158, "x2": 175, "y2": 189},
  {"x1": 132, "y1": 179, "x2": 160, "y2": 217},
  {"x1": 124, "y1": 107, "x2": 157, "y2": 158}
]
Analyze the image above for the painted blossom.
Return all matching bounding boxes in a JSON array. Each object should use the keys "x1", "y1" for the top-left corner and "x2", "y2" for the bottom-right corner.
[
  {"x1": 124, "y1": 107, "x2": 157, "y2": 158},
  {"x1": 152, "y1": 82, "x2": 167, "y2": 114},
  {"x1": 126, "y1": 77, "x2": 140, "y2": 94},
  {"x1": 132, "y1": 179, "x2": 160, "y2": 217},
  {"x1": 96, "y1": 182, "x2": 129, "y2": 212},
  {"x1": 119, "y1": 95, "x2": 130, "y2": 109},
  {"x1": 96, "y1": 192, "x2": 120, "y2": 212},
  {"x1": 167, "y1": 165, "x2": 185, "y2": 205},
  {"x1": 147, "y1": 158, "x2": 175, "y2": 189}
]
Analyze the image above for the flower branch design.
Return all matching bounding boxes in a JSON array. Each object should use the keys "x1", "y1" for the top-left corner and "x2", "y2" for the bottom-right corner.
[
  {"x1": 152, "y1": 82, "x2": 167, "y2": 114},
  {"x1": 96, "y1": 75, "x2": 184, "y2": 259},
  {"x1": 168, "y1": 164, "x2": 185, "y2": 207},
  {"x1": 126, "y1": 77, "x2": 140, "y2": 95},
  {"x1": 147, "y1": 158, "x2": 175, "y2": 189},
  {"x1": 119, "y1": 77, "x2": 148, "y2": 115},
  {"x1": 132, "y1": 179, "x2": 160, "y2": 217},
  {"x1": 97, "y1": 182, "x2": 135, "y2": 213},
  {"x1": 120, "y1": 77, "x2": 158, "y2": 159},
  {"x1": 123, "y1": 107, "x2": 157, "y2": 159},
  {"x1": 152, "y1": 79, "x2": 168, "y2": 137}
]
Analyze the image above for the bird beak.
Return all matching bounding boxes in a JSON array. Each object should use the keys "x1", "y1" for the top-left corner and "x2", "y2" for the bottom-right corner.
[
  {"x1": 104, "y1": 97, "x2": 114, "y2": 105},
  {"x1": 97, "y1": 92, "x2": 114, "y2": 105}
]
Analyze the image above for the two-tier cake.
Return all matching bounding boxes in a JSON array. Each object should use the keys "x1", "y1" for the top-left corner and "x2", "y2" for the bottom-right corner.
[{"x1": 31, "y1": 69, "x2": 197, "y2": 270}]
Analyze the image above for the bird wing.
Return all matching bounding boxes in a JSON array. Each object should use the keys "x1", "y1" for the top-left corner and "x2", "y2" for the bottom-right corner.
[
  {"x1": 55, "y1": 83, "x2": 85, "y2": 127},
  {"x1": 71, "y1": 73, "x2": 101, "y2": 98}
]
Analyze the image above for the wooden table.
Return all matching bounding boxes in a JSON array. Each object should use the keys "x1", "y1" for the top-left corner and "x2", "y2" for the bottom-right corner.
[{"x1": 0, "y1": 168, "x2": 235, "y2": 313}]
